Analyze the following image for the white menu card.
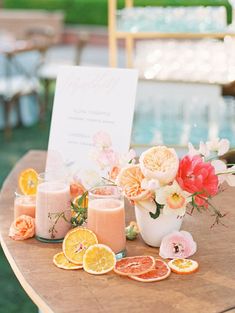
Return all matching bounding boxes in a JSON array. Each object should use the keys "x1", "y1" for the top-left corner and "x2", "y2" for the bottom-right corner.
[{"x1": 47, "y1": 66, "x2": 138, "y2": 172}]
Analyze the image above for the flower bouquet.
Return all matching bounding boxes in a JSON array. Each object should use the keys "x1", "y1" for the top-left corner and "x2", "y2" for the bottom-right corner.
[{"x1": 115, "y1": 138, "x2": 235, "y2": 247}]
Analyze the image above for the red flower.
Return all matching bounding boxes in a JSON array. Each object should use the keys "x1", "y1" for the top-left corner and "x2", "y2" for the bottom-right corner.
[{"x1": 176, "y1": 155, "x2": 218, "y2": 207}]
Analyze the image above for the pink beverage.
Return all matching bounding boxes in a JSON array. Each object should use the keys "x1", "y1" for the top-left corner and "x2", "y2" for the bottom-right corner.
[
  {"x1": 14, "y1": 194, "x2": 36, "y2": 219},
  {"x1": 35, "y1": 181, "x2": 71, "y2": 242},
  {"x1": 87, "y1": 186, "x2": 126, "y2": 257}
]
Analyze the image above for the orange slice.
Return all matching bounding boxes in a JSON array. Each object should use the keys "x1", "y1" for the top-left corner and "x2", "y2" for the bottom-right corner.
[
  {"x1": 114, "y1": 256, "x2": 155, "y2": 276},
  {"x1": 53, "y1": 252, "x2": 83, "y2": 270},
  {"x1": 63, "y1": 228, "x2": 98, "y2": 265},
  {"x1": 83, "y1": 244, "x2": 116, "y2": 275},
  {"x1": 18, "y1": 168, "x2": 38, "y2": 195},
  {"x1": 129, "y1": 259, "x2": 171, "y2": 282},
  {"x1": 168, "y1": 258, "x2": 199, "y2": 275}
]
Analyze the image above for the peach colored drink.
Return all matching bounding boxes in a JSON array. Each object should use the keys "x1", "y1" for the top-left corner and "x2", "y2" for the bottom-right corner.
[
  {"x1": 14, "y1": 195, "x2": 36, "y2": 219},
  {"x1": 87, "y1": 186, "x2": 126, "y2": 256},
  {"x1": 35, "y1": 181, "x2": 71, "y2": 242}
]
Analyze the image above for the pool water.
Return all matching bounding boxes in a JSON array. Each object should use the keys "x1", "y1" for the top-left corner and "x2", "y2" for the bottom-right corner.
[{"x1": 131, "y1": 85, "x2": 235, "y2": 148}]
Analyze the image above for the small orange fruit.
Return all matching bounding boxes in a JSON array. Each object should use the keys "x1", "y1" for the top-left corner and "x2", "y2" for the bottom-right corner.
[
  {"x1": 63, "y1": 228, "x2": 98, "y2": 265},
  {"x1": 18, "y1": 168, "x2": 38, "y2": 195},
  {"x1": 53, "y1": 252, "x2": 83, "y2": 270},
  {"x1": 168, "y1": 258, "x2": 199, "y2": 274},
  {"x1": 83, "y1": 244, "x2": 116, "y2": 275}
]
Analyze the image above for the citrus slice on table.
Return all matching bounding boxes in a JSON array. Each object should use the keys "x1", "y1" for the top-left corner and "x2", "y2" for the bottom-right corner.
[
  {"x1": 53, "y1": 252, "x2": 83, "y2": 270},
  {"x1": 83, "y1": 244, "x2": 116, "y2": 275},
  {"x1": 129, "y1": 259, "x2": 171, "y2": 282},
  {"x1": 168, "y1": 258, "x2": 199, "y2": 275},
  {"x1": 18, "y1": 168, "x2": 38, "y2": 195},
  {"x1": 63, "y1": 228, "x2": 98, "y2": 265},
  {"x1": 114, "y1": 256, "x2": 155, "y2": 276}
]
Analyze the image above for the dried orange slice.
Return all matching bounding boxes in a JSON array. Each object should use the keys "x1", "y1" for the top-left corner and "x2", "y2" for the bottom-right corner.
[
  {"x1": 83, "y1": 244, "x2": 116, "y2": 275},
  {"x1": 63, "y1": 228, "x2": 98, "y2": 265},
  {"x1": 168, "y1": 258, "x2": 199, "y2": 275},
  {"x1": 18, "y1": 168, "x2": 38, "y2": 195},
  {"x1": 130, "y1": 259, "x2": 171, "y2": 282},
  {"x1": 53, "y1": 252, "x2": 83, "y2": 270},
  {"x1": 114, "y1": 255, "x2": 155, "y2": 276}
]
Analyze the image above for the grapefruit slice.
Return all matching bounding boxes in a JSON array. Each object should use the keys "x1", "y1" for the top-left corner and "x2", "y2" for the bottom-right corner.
[
  {"x1": 18, "y1": 168, "x2": 38, "y2": 195},
  {"x1": 129, "y1": 259, "x2": 171, "y2": 282},
  {"x1": 114, "y1": 255, "x2": 155, "y2": 276},
  {"x1": 63, "y1": 228, "x2": 98, "y2": 265},
  {"x1": 83, "y1": 244, "x2": 116, "y2": 275},
  {"x1": 53, "y1": 252, "x2": 83, "y2": 270},
  {"x1": 168, "y1": 258, "x2": 199, "y2": 274}
]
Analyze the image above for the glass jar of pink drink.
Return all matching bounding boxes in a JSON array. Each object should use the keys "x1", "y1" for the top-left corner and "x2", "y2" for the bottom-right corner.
[
  {"x1": 87, "y1": 185, "x2": 126, "y2": 259},
  {"x1": 35, "y1": 172, "x2": 71, "y2": 243}
]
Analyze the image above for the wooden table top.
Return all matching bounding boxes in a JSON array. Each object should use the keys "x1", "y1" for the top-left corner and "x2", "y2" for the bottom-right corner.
[{"x1": 0, "y1": 150, "x2": 235, "y2": 313}]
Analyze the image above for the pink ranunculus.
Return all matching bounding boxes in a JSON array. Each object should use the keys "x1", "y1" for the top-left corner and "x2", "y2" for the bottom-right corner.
[
  {"x1": 95, "y1": 148, "x2": 119, "y2": 170},
  {"x1": 176, "y1": 155, "x2": 218, "y2": 207},
  {"x1": 9, "y1": 215, "x2": 35, "y2": 240},
  {"x1": 93, "y1": 131, "x2": 112, "y2": 149},
  {"x1": 159, "y1": 231, "x2": 197, "y2": 259}
]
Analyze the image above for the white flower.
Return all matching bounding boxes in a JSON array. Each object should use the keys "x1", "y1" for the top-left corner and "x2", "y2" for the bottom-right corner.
[
  {"x1": 141, "y1": 178, "x2": 160, "y2": 191},
  {"x1": 206, "y1": 138, "x2": 230, "y2": 156},
  {"x1": 155, "y1": 181, "x2": 191, "y2": 216},
  {"x1": 74, "y1": 169, "x2": 102, "y2": 189},
  {"x1": 211, "y1": 160, "x2": 235, "y2": 186},
  {"x1": 188, "y1": 141, "x2": 210, "y2": 157},
  {"x1": 119, "y1": 149, "x2": 136, "y2": 167}
]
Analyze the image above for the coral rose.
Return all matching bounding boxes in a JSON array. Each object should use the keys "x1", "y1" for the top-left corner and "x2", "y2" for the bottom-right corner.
[
  {"x1": 139, "y1": 146, "x2": 179, "y2": 185},
  {"x1": 116, "y1": 164, "x2": 152, "y2": 201},
  {"x1": 9, "y1": 215, "x2": 35, "y2": 240},
  {"x1": 176, "y1": 155, "x2": 218, "y2": 206}
]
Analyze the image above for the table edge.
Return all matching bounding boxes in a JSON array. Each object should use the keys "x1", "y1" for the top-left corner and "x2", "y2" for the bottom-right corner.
[{"x1": 0, "y1": 149, "x2": 52, "y2": 313}]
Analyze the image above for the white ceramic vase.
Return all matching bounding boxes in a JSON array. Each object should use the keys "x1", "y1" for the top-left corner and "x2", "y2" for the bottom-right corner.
[{"x1": 135, "y1": 204, "x2": 183, "y2": 247}]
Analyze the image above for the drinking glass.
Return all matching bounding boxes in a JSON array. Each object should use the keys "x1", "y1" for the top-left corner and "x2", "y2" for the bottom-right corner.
[
  {"x1": 14, "y1": 192, "x2": 36, "y2": 219},
  {"x1": 87, "y1": 185, "x2": 126, "y2": 259},
  {"x1": 35, "y1": 172, "x2": 71, "y2": 243}
]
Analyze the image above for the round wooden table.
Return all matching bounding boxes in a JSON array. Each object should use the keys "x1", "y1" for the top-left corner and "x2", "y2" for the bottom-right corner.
[{"x1": 0, "y1": 151, "x2": 235, "y2": 313}]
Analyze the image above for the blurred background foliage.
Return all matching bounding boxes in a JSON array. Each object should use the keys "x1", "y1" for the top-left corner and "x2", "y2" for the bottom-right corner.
[{"x1": 3, "y1": 0, "x2": 233, "y2": 25}]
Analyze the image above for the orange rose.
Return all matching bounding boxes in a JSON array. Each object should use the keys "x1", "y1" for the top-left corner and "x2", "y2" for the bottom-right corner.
[{"x1": 9, "y1": 215, "x2": 35, "y2": 240}]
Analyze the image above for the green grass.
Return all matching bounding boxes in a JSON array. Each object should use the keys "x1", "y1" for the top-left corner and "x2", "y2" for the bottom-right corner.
[
  {"x1": 3, "y1": 0, "x2": 233, "y2": 25},
  {"x1": 0, "y1": 100, "x2": 52, "y2": 313}
]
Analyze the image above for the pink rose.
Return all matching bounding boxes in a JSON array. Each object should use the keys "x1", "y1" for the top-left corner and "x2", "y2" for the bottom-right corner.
[
  {"x1": 9, "y1": 215, "x2": 35, "y2": 240},
  {"x1": 159, "y1": 231, "x2": 197, "y2": 259},
  {"x1": 176, "y1": 155, "x2": 218, "y2": 207}
]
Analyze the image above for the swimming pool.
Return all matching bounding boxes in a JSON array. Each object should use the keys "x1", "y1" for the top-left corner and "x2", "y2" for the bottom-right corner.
[{"x1": 131, "y1": 81, "x2": 235, "y2": 148}]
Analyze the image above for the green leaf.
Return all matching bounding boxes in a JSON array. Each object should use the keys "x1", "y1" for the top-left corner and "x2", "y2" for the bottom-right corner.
[
  {"x1": 149, "y1": 201, "x2": 163, "y2": 219},
  {"x1": 77, "y1": 191, "x2": 88, "y2": 206}
]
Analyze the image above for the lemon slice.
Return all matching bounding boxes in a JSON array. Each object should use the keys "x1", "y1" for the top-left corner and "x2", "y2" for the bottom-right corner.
[
  {"x1": 63, "y1": 228, "x2": 98, "y2": 265},
  {"x1": 53, "y1": 252, "x2": 83, "y2": 270},
  {"x1": 168, "y1": 258, "x2": 199, "y2": 274},
  {"x1": 83, "y1": 244, "x2": 116, "y2": 275}
]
